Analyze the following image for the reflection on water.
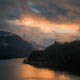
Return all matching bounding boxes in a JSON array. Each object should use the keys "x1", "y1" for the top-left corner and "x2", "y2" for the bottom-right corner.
[
  {"x1": 20, "y1": 64, "x2": 70, "y2": 80},
  {"x1": 0, "y1": 58, "x2": 80, "y2": 80}
]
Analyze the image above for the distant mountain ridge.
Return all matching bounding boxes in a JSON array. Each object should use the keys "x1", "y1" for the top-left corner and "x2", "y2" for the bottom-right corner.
[{"x1": 0, "y1": 31, "x2": 34, "y2": 59}]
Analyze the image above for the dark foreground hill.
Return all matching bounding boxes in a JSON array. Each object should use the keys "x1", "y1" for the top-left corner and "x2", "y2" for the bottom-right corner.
[
  {"x1": 0, "y1": 31, "x2": 34, "y2": 59},
  {"x1": 24, "y1": 40, "x2": 80, "y2": 75}
]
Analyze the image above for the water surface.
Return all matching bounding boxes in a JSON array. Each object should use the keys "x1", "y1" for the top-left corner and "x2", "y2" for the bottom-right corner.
[{"x1": 0, "y1": 58, "x2": 80, "y2": 80}]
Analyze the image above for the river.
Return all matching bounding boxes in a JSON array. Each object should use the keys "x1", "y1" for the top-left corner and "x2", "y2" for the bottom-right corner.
[{"x1": 0, "y1": 58, "x2": 80, "y2": 80}]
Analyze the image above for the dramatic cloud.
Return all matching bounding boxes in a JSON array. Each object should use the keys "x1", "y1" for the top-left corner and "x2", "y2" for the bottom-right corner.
[{"x1": 0, "y1": 0, "x2": 80, "y2": 48}]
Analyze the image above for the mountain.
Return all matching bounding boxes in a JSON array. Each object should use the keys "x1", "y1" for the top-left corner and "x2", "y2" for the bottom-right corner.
[
  {"x1": 24, "y1": 40, "x2": 80, "y2": 74},
  {"x1": 44, "y1": 41, "x2": 80, "y2": 72},
  {"x1": 23, "y1": 50, "x2": 46, "y2": 67},
  {"x1": 0, "y1": 31, "x2": 34, "y2": 59}
]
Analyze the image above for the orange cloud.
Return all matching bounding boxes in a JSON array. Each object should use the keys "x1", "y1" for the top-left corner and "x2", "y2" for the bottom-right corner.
[
  {"x1": 6, "y1": 13, "x2": 80, "y2": 47},
  {"x1": 18, "y1": 14, "x2": 79, "y2": 34}
]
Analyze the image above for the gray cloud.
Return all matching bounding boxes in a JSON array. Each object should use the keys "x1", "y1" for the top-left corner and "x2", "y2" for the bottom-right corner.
[
  {"x1": 0, "y1": 0, "x2": 80, "y2": 48},
  {"x1": 0, "y1": 0, "x2": 80, "y2": 23}
]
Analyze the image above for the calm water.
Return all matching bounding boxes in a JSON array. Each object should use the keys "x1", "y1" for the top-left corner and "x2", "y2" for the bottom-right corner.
[{"x1": 0, "y1": 58, "x2": 80, "y2": 80}]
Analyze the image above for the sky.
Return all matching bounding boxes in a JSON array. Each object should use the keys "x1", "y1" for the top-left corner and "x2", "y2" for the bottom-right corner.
[{"x1": 0, "y1": 0, "x2": 80, "y2": 48}]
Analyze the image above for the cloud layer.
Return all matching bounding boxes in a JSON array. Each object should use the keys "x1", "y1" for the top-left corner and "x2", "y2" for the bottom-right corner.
[{"x1": 0, "y1": 0, "x2": 80, "y2": 47}]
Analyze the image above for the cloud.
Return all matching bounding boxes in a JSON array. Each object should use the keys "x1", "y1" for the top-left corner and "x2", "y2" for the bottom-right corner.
[
  {"x1": 4, "y1": 17, "x2": 79, "y2": 47},
  {"x1": 0, "y1": 0, "x2": 80, "y2": 48},
  {"x1": 0, "y1": 0, "x2": 80, "y2": 23}
]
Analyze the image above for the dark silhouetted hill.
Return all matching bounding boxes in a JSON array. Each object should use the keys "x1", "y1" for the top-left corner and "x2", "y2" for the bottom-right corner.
[
  {"x1": 27, "y1": 50, "x2": 44, "y2": 62},
  {"x1": 44, "y1": 41, "x2": 80, "y2": 74},
  {"x1": 24, "y1": 40, "x2": 80, "y2": 74},
  {"x1": 23, "y1": 50, "x2": 47, "y2": 67},
  {"x1": 0, "y1": 31, "x2": 34, "y2": 59}
]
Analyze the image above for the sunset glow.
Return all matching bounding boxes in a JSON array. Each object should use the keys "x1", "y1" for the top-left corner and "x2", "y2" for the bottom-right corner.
[
  {"x1": 20, "y1": 64, "x2": 71, "y2": 80},
  {"x1": 0, "y1": 0, "x2": 80, "y2": 80},
  {"x1": 7, "y1": 14, "x2": 79, "y2": 34}
]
